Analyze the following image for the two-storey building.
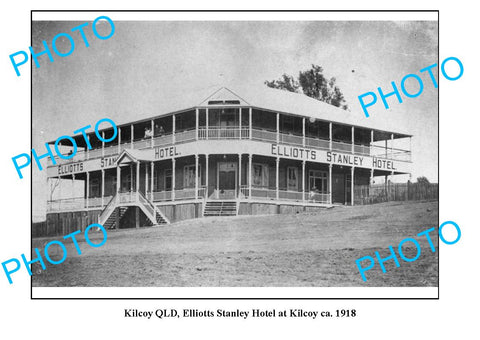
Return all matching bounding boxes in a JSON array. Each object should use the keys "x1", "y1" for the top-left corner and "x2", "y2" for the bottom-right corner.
[{"x1": 44, "y1": 86, "x2": 412, "y2": 231}]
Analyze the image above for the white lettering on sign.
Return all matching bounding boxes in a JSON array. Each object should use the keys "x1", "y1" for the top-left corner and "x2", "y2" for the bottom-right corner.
[
  {"x1": 271, "y1": 144, "x2": 317, "y2": 160},
  {"x1": 100, "y1": 156, "x2": 117, "y2": 168},
  {"x1": 57, "y1": 162, "x2": 84, "y2": 175},
  {"x1": 372, "y1": 157, "x2": 397, "y2": 170},
  {"x1": 326, "y1": 152, "x2": 364, "y2": 166},
  {"x1": 154, "y1": 146, "x2": 180, "y2": 160}
]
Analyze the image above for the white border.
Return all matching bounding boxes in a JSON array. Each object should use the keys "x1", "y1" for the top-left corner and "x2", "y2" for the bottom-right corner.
[
  {"x1": 33, "y1": 287, "x2": 438, "y2": 299},
  {"x1": 32, "y1": 11, "x2": 438, "y2": 21}
]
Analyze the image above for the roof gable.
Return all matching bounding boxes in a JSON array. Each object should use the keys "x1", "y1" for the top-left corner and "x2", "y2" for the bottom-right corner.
[
  {"x1": 116, "y1": 149, "x2": 155, "y2": 165},
  {"x1": 199, "y1": 87, "x2": 250, "y2": 106}
]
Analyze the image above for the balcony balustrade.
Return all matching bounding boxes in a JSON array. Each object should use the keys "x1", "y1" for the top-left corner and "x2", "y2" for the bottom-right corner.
[
  {"x1": 175, "y1": 129, "x2": 197, "y2": 143},
  {"x1": 279, "y1": 133, "x2": 303, "y2": 146},
  {"x1": 47, "y1": 122, "x2": 411, "y2": 168},
  {"x1": 239, "y1": 186, "x2": 330, "y2": 204},
  {"x1": 153, "y1": 134, "x2": 173, "y2": 147},
  {"x1": 198, "y1": 126, "x2": 250, "y2": 139},
  {"x1": 251, "y1": 128, "x2": 277, "y2": 142},
  {"x1": 305, "y1": 137, "x2": 329, "y2": 149},
  {"x1": 46, "y1": 197, "x2": 87, "y2": 212}
]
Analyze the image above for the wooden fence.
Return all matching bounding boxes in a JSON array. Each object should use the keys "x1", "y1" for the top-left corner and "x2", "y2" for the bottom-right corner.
[
  {"x1": 32, "y1": 221, "x2": 47, "y2": 238},
  {"x1": 354, "y1": 182, "x2": 438, "y2": 205}
]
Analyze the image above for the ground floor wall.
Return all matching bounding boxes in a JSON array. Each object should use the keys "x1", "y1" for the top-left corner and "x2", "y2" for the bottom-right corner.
[
  {"x1": 238, "y1": 202, "x2": 327, "y2": 215},
  {"x1": 157, "y1": 202, "x2": 203, "y2": 223},
  {"x1": 40, "y1": 200, "x2": 330, "y2": 237}
]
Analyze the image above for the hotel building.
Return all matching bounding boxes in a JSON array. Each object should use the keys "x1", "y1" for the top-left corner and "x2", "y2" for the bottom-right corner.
[{"x1": 44, "y1": 86, "x2": 412, "y2": 230}]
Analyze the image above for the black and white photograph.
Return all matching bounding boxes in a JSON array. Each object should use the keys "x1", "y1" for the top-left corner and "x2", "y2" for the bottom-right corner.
[{"x1": 30, "y1": 13, "x2": 439, "y2": 292}]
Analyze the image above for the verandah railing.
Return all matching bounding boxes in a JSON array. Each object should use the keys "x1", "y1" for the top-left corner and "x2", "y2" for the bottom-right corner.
[
  {"x1": 151, "y1": 186, "x2": 206, "y2": 202},
  {"x1": 46, "y1": 197, "x2": 86, "y2": 212},
  {"x1": 47, "y1": 125, "x2": 411, "y2": 167},
  {"x1": 47, "y1": 184, "x2": 330, "y2": 213},
  {"x1": 239, "y1": 185, "x2": 330, "y2": 204},
  {"x1": 198, "y1": 126, "x2": 250, "y2": 139}
]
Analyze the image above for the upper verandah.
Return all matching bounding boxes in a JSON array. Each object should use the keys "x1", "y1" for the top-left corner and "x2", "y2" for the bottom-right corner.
[
  {"x1": 47, "y1": 86, "x2": 412, "y2": 145},
  {"x1": 46, "y1": 112, "x2": 412, "y2": 168}
]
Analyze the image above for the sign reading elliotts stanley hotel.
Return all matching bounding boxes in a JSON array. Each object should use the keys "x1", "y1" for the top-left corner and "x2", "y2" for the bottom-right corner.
[{"x1": 45, "y1": 86, "x2": 412, "y2": 230}]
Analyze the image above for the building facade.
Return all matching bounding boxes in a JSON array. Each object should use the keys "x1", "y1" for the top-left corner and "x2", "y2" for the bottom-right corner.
[{"x1": 44, "y1": 87, "x2": 412, "y2": 231}]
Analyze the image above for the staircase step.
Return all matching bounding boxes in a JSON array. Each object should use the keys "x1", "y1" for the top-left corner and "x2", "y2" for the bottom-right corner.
[
  {"x1": 100, "y1": 194, "x2": 170, "y2": 228},
  {"x1": 103, "y1": 206, "x2": 128, "y2": 229},
  {"x1": 203, "y1": 200, "x2": 238, "y2": 217}
]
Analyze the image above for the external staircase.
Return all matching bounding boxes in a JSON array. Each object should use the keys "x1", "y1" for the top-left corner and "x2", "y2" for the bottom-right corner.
[
  {"x1": 102, "y1": 206, "x2": 128, "y2": 229},
  {"x1": 98, "y1": 191, "x2": 169, "y2": 229},
  {"x1": 203, "y1": 200, "x2": 238, "y2": 217},
  {"x1": 144, "y1": 209, "x2": 169, "y2": 226}
]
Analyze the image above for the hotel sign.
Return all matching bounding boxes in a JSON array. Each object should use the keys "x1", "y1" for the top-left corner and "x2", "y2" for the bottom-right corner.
[
  {"x1": 48, "y1": 156, "x2": 119, "y2": 177},
  {"x1": 268, "y1": 143, "x2": 407, "y2": 172},
  {"x1": 326, "y1": 152, "x2": 365, "y2": 167},
  {"x1": 100, "y1": 156, "x2": 118, "y2": 168},
  {"x1": 47, "y1": 140, "x2": 411, "y2": 177},
  {"x1": 154, "y1": 146, "x2": 180, "y2": 160},
  {"x1": 271, "y1": 144, "x2": 317, "y2": 161},
  {"x1": 57, "y1": 162, "x2": 85, "y2": 175}
]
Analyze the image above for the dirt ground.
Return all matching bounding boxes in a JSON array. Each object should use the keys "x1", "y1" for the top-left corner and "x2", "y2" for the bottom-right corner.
[{"x1": 32, "y1": 200, "x2": 439, "y2": 287}]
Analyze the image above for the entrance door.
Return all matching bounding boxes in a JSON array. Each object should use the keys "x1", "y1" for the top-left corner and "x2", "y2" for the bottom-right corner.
[
  {"x1": 217, "y1": 162, "x2": 237, "y2": 199},
  {"x1": 332, "y1": 173, "x2": 345, "y2": 204},
  {"x1": 345, "y1": 174, "x2": 352, "y2": 205}
]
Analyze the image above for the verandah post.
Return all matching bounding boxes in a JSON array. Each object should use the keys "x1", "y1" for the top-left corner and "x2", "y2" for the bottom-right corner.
[{"x1": 302, "y1": 160, "x2": 305, "y2": 203}]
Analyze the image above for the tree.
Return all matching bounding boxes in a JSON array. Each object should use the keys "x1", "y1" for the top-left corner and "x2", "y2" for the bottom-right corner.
[
  {"x1": 264, "y1": 74, "x2": 299, "y2": 93},
  {"x1": 416, "y1": 176, "x2": 430, "y2": 184},
  {"x1": 265, "y1": 64, "x2": 348, "y2": 110},
  {"x1": 49, "y1": 178, "x2": 61, "y2": 201}
]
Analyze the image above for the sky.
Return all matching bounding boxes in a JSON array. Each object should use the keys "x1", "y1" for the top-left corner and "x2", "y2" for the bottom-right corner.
[{"x1": 32, "y1": 19, "x2": 438, "y2": 221}]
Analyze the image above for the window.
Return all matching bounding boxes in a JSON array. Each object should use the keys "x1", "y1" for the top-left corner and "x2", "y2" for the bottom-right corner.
[
  {"x1": 121, "y1": 173, "x2": 131, "y2": 192},
  {"x1": 208, "y1": 100, "x2": 223, "y2": 105},
  {"x1": 164, "y1": 169, "x2": 172, "y2": 191},
  {"x1": 89, "y1": 178, "x2": 100, "y2": 197},
  {"x1": 252, "y1": 163, "x2": 269, "y2": 187},
  {"x1": 287, "y1": 167, "x2": 298, "y2": 190},
  {"x1": 183, "y1": 164, "x2": 201, "y2": 188},
  {"x1": 106, "y1": 174, "x2": 116, "y2": 196},
  {"x1": 309, "y1": 170, "x2": 327, "y2": 193},
  {"x1": 207, "y1": 100, "x2": 240, "y2": 105}
]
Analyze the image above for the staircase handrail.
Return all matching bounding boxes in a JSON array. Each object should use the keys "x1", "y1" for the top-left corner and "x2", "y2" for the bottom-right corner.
[
  {"x1": 138, "y1": 191, "x2": 170, "y2": 224},
  {"x1": 137, "y1": 191, "x2": 156, "y2": 219},
  {"x1": 98, "y1": 193, "x2": 117, "y2": 225}
]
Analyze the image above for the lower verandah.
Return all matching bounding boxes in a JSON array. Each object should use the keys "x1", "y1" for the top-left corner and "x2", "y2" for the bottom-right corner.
[{"x1": 47, "y1": 154, "x2": 383, "y2": 213}]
